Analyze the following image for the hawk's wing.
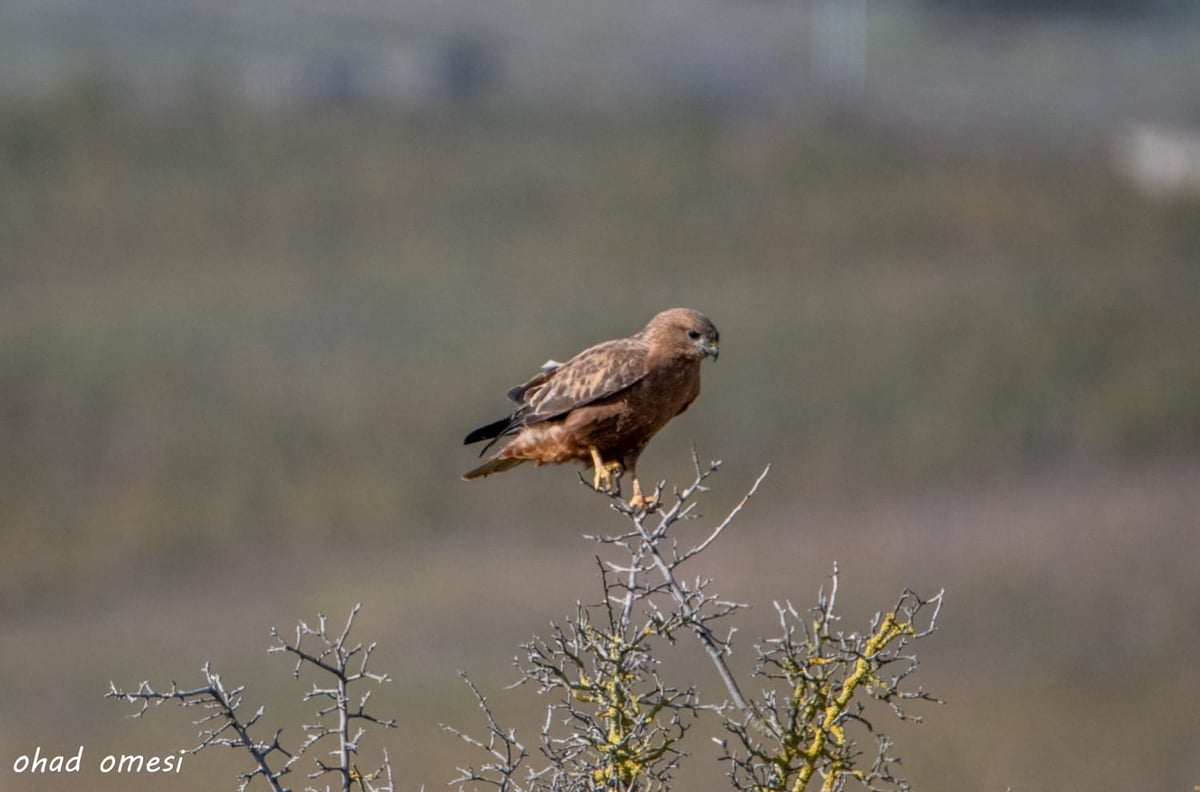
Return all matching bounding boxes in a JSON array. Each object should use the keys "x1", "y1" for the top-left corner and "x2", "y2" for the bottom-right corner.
[
  {"x1": 465, "y1": 338, "x2": 649, "y2": 456},
  {"x1": 515, "y1": 338, "x2": 648, "y2": 425}
]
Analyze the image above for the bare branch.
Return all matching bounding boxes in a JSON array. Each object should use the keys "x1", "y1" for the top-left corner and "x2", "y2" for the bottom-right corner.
[
  {"x1": 109, "y1": 605, "x2": 394, "y2": 792},
  {"x1": 108, "y1": 663, "x2": 295, "y2": 792},
  {"x1": 455, "y1": 455, "x2": 943, "y2": 791}
]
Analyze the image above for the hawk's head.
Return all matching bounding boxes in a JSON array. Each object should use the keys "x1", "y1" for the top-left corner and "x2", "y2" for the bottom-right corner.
[{"x1": 643, "y1": 308, "x2": 719, "y2": 362}]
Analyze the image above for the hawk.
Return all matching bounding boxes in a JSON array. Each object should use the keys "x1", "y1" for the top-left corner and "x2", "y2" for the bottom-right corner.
[{"x1": 462, "y1": 308, "x2": 720, "y2": 510}]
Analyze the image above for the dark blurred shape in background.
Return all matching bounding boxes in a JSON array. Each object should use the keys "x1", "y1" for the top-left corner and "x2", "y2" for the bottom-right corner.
[{"x1": 1, "y1": 0, "x2": 1198, "y2": 136}]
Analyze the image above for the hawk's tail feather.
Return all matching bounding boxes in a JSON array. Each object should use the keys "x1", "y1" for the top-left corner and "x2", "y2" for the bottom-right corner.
[{"x1": 462, "y1": 456, "x2": 525, "y2": 481}]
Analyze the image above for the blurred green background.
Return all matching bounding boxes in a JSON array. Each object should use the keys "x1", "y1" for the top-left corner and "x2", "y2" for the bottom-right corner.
[{"x1": 2, "y1": 1, "x2": 1199, "y2": 790}]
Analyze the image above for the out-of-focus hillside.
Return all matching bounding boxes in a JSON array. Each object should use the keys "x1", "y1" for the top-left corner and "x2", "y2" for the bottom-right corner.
[
  {"x1": 3, "y1": 458, "x2": 1198, "y2": 791},
  {"x1": 2, "y1": 88, "x2": 1198, "y2": 608}
]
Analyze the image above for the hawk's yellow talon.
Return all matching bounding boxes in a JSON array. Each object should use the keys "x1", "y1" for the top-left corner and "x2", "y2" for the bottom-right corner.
[
  {"x1": 628, "y1": 477, "x2": 656, "y2": 512},
  {"x1": 589, "y1": 446, "x2": 622, "y2": 493}
]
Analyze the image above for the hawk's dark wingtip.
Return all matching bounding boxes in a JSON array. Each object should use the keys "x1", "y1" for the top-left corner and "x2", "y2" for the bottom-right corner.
[{"x1": 463, "y1": 416, "x2": 512, "y2": 445}]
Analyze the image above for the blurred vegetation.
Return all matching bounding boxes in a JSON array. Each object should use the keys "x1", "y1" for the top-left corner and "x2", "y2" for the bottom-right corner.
[
  {"x1": 925, "y1": 0, "x2": 1196, "y2": 18},
  {"x1": 1, "y1": 73, "x2": 1198, "y2": 613}
]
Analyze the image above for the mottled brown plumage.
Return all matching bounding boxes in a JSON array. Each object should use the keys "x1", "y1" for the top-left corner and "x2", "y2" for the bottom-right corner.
[{"x1": 462, "y1": 308, "x2": 720, "y2": 509}]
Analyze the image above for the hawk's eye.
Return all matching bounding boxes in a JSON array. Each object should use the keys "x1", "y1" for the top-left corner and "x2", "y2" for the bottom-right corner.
[{"x1": 687, "y1": 330, "x2": 701, "y2": 340}]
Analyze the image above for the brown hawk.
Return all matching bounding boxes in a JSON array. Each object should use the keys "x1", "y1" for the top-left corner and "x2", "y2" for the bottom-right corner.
[{"x1": 463, "y1": 308, "x2": 720, "y2": 510}]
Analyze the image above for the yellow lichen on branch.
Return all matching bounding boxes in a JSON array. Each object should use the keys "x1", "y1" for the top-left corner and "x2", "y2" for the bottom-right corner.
[
  {"x1": 771, "y1": 609, "x2": 922, "y2": 792},
  {"x1": 448, "y1": 463, "x2": 941, "y2": 792},
  {"x1": 578, "y1": 624, "x2": 681, "y2": 789}
]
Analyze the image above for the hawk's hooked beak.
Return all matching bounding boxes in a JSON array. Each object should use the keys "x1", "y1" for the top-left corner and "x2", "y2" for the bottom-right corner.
[{"x1": 704, "y1": 339, "x2": 719, "y2": 361}]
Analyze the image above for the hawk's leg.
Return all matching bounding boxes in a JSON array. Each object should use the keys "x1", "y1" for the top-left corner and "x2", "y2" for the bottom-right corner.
[
  {"x1": 588, "y1": 446, "x2": 623, "y2": 493},
  {"x1": 629, "y1": 477, "x2": 657, "y2": 513}
]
